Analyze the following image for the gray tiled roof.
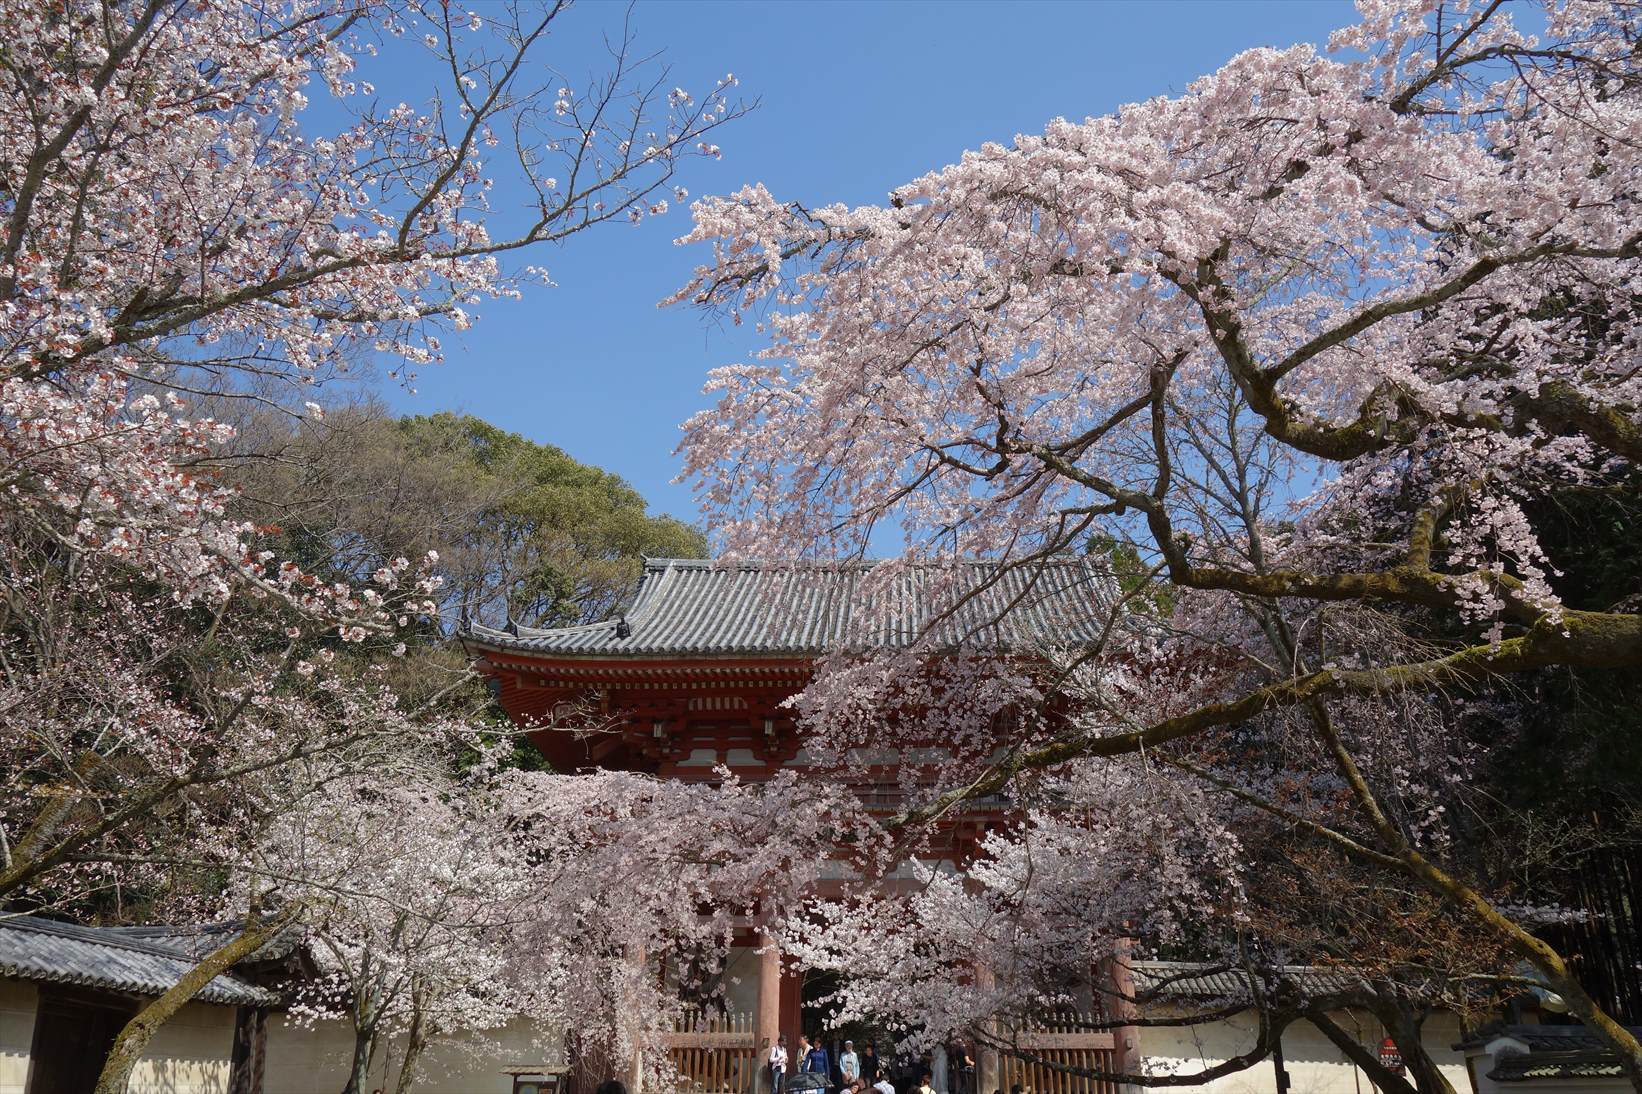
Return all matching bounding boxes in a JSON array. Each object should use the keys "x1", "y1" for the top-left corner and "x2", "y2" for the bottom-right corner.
[
  {"x1": 103, "y1": 922, "x2": 302, "y2": 963},
  {"x1": 1465, "y1": 1024, "x2": 1642, "y2": 1082},
  {"x1": 1132, "y1": 960, "x2": 1374, "y2": 1003},
  {"x1": 464, "y1": 557, "x2": 1120, "y2": 657},
  {"x1": 0, "y1": 915, "x2": 277, "y2": 1006},
  {"x1": 1456, "y1": 1022, "x2": 1642, "y2": 1053},
  {"x1": 1489, "y1": 1051, "x2": 1627, "y2": 1082},
  {"x1": 1500, "y1": 1026, "x2": 1632, "y2": 1053}
]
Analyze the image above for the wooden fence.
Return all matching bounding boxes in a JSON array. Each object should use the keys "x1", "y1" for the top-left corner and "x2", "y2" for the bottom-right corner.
[
  {"x1": 1543, "y1": 845, "x2": 1642, "y2": 1022},
  {"x1": 665, "y1": 1010, "x2": 757, "y2": 1093},
  {"x1": 661, "y1": 1008, "x2": 1123, "y2": 1094},
  {"x1": 995, "y1": 1009, "x2": 1122, "y2": 1094}
]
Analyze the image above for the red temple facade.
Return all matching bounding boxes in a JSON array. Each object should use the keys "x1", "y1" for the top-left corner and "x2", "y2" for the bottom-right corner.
[{"x1": 464, "y1": 558, "x2": 1133, "y2": 1091}]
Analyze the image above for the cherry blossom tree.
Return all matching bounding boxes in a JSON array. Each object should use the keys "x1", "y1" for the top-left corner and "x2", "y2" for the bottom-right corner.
[
  {"x1": 0, "y1": 0, "x2": 755, "y2": 1084},
  {"x1": 783, "y1": 764, "x2": 1257, "y2": 1077},
  {"x1": 673, "y1": 0, "x2": 1642, "y2": 1084},
  {"x1": 0, "y1": 532, "x2": 503, "y2": 1092},
  {"x1": 262, "y1": 767, "x2": 536, "y2": 1094},
  {"x1": 495, "y1": 767, "x2": 858, "y2": 1090},
  {"x1": 0, "y1": 524, "x2": 452, "y2": 907},
  {"x1": 1, "y1": 0, "x2": 742, "y2": 906}
]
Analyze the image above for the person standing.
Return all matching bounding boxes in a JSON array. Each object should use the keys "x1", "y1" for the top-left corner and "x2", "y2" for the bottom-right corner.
[
  {"x1": 840, "y1": 1040, "x2": 861, "y2": 1086},
  {"x1": 804, "y1": 1035, "x2": 830, "y2": 1077},
  {"x1": 953, "y1": 1043, "x2": 975, "y2": 1094},
  {"x1": 768, "y1": 1033, "x2": 789, "y2": 1093},
  {"x1": 859, "y1": 1041, "x2": 881, "y2": 1084}
]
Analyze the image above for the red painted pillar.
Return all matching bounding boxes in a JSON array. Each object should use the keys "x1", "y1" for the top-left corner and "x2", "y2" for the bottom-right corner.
[
  {"x1": 780, "y1": 957, "x2": 803, "y2": 1046},
  {"x1": 1096, "y1": 939, "x2": 1141, "y2": 1085},
  {"x1": 756, "y1": 929, "x2": 782, "y2": 1074},
  {"x1": 974, "y1": 963, "x2": 1000, "y2": 1094}
]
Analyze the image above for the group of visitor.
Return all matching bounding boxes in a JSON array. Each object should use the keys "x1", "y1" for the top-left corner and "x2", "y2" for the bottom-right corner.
[{"x1": 764, "y1": 1033, "x2": 980, "y2": 1094}]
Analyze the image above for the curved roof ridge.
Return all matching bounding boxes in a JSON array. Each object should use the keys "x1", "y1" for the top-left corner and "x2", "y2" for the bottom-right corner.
[
  {"x1": 471, "y1": 618, "x2": 622, "y2": 641},
  {"x1": 8, "y1": 915, "x2": 206, "y2": 961},
  {"x1": 644, "y1": 556, "x2": 877, "y2": 571},
  {"x1": 463, "y1": 555, "x2": 1125, "y2": 660},
  {"x1": 642, "y1": 556, "x2": 1094, "y2": 570}
]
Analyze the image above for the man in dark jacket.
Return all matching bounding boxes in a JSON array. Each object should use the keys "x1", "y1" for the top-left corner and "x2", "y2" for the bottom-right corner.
[{"x1": 859, "y1": 1041, "x2": 882, "y2": 1083}]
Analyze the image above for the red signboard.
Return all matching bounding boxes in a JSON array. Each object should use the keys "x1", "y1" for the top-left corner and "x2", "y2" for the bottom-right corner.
[{"x1": 1379, "y1": 1037, "x2": 1405, "y2": 1075}]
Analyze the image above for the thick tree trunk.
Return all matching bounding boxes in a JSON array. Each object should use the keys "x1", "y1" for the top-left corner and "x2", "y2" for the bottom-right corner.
[
  {"x1": 340, "y1": 951, "x2": 384, "y2": 1094},
  {"x1": 341, "y1": 1005, "x2": 382, "y2": 1094},
  {"x1": 94, "y1": 909, "x2": 295, "y2": 1094},
  {"x1": 1377, "y1": 1003, "x2": 1457, "y2": 1094},
  {"x1": 1304, "y1": 1008, "x2": 1418, "y2": 1094},
  {"x1": 342, "y1": 1025, "x2": 377, "y2": 1094},
  {"x1": 392, "y1": 989, "x2": 429, "y2": 1094}
]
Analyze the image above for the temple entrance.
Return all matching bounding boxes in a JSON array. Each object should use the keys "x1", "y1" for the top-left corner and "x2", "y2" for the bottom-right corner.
[
  {"x1": 799, "y1": 969, "x2": 905, "y2": 1086},
  {"x1": 25, "y1": 988, "x2": 133, "y2": 1094}
]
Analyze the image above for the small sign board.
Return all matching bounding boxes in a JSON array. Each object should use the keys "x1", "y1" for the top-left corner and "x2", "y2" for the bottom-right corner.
[
  {"x1": 503, "y1": 1067, "x2": 566, "y2": 1094},
  {"x1": 1379, "y1": 1037, "x2": 1405, "y2": 1076}
]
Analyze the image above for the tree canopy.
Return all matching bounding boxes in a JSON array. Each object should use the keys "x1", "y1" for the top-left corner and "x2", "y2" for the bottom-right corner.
[
  {"x1": 0, "y1": 1, "x2": 739, "y2": 1089},
  {"x1": 230, "y1": 407, "x2": 706, "y2": 630},
  {"x1": 671, "y1": 0, "x2": 1642, "y2": 1086}
]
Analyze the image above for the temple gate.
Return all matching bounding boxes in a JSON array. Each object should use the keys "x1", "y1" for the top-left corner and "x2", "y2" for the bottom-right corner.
[{"x1": 464, "y1": 558, "x2": 1137, "y2": 1092}]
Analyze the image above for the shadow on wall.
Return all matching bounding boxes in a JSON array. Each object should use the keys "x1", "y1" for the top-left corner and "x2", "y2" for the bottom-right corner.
[
  {"x1": 131, "y1": 1003, "x2": 240, "y2": 1094},
  {"x1": 126, "y1": 1061, "x2": 230, "y2": 1094},
  {"x1": 1141, "y1": 1009, "x2": 1471, "y2": 1094},
  {"x1": 261, "y1": 1015, "x2": 565, "y2": 1094}
]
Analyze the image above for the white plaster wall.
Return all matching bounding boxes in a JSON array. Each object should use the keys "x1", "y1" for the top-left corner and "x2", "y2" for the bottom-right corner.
[
  {"x1": 0, "y1": 979, "x2": 565, "y2": 1094},
  {"x1": 130, "y1": 1002, "x2": 236, "y2": 1094},
  {"x1": 722, "y1": 944, "x2": 762, "y2": 1020},
  {"x1": 0, "y1": 981, "x2": 38, "y2": 1094},
  {"x1": 0, "y1": 981, "x2": 234, "y2": 1094},
  {"x1": 1140, "y1": 1007, "x2": 1471, "y2": 1094},
  {"x1": 264, "y1": 1013, "x2": 564, "y2": 1094},
  {"x1": 261, "y1": 1013, "x2": 357, "y2": 1093}
]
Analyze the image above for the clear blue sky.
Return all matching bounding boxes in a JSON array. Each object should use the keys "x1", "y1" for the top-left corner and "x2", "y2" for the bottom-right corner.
[{"x1": 358, "y1": 0, "x2": 1354, "y2": 524}]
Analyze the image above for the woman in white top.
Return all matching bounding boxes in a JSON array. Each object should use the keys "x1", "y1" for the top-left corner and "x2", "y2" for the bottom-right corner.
[{"x1": 768, "y1": 1033, "x2": 789, "y2": 1092}]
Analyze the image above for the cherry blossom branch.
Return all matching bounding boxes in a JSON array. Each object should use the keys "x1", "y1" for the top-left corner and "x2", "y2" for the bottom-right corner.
[
  {"x1": 0, "y1": 0, "x2": 169, "y2": 299},
  {"x1": 1155, "y1": 754, "x2": 1403, "y2": 870},
  {"x1": 892, "y1": 605, "x2": 1642, "y2": 831}
]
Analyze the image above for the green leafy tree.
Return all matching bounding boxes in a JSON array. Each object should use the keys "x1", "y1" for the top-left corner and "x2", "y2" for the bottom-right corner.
[{"x1": 228, "y1": 405, "x2": 706, "y2": 632}]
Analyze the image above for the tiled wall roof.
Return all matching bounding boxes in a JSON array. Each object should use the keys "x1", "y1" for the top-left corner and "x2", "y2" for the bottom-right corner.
[
  {"x1": 1131, "y1": 960, "x2": 1373, "y2": 1002},
  {"x1": 0, "y1": 915, "x2": 277, "y2": 1006}
]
